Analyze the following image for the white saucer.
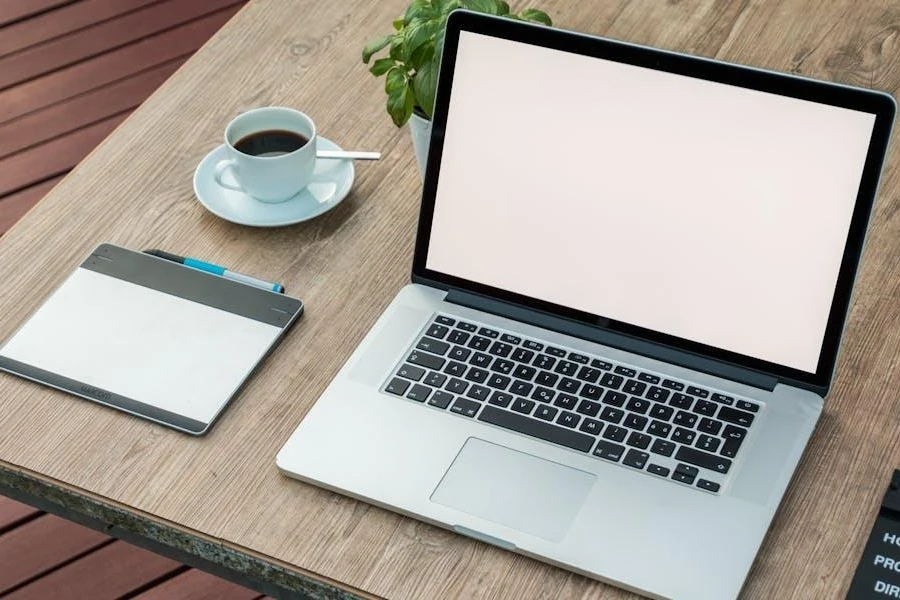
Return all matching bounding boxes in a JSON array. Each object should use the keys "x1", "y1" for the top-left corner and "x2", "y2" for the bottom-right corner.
[{"x1": 193, "y1": 137, "x2": 355, "y2": 227}]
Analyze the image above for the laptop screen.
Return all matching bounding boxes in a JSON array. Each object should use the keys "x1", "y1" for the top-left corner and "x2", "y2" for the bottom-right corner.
[{"x1": 424, "y1": 30, "x2": 878, "y2": 376}]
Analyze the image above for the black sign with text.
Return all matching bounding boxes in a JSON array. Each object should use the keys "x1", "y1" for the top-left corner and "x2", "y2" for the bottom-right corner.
[{"x1": 848, "y1": 470, "x2": 900, "y2": 599}]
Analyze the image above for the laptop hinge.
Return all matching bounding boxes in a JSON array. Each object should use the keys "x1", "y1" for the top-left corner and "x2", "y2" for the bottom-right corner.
[{"x1": 445, "y1": 289, "x2": 778, "y2": 392}]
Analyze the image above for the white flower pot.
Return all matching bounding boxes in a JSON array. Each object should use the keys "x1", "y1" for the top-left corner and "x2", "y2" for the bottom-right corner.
[{"x1": 408, "y1": 111, "x2": 432, "y2": 180}]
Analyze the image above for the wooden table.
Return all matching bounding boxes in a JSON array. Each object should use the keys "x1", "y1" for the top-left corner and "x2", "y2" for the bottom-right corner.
[{"x1": 0, "y1": 1, "x2": 898, "y2": 598}]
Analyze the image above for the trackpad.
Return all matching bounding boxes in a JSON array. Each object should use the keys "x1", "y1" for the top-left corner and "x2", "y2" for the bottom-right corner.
[{"x1": 430, "y1": 438, "x2": 595, "y2": 542}]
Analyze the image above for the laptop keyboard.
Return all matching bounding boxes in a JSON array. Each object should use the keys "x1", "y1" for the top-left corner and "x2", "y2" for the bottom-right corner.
[{"x1": 383, "y1": 314, "x2": 761, "y2": 494}]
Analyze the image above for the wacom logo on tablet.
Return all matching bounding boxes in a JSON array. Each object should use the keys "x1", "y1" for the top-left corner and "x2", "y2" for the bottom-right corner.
[{"x1": 80, "y1": 385, "x2": 111, "y2": 401}]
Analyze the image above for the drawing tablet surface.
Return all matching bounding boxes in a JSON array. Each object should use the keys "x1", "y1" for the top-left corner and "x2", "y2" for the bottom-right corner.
[{"x1": 0, "y1": 244, "x2": 303, "y2": 434}]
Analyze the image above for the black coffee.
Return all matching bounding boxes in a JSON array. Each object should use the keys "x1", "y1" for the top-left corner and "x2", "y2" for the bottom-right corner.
[{"x1": 233, "y1": 129, "x2": 309, "y2": 157}]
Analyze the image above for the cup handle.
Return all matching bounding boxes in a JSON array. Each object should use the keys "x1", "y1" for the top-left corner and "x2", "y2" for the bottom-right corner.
[{"x1": 213, "y1": 159, "x2": 243, "y2": 192}]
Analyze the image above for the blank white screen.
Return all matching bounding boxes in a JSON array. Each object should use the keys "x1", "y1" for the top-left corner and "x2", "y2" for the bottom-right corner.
[{"x1": 426, "y1": 32, "x2": 876, "y2": 373}]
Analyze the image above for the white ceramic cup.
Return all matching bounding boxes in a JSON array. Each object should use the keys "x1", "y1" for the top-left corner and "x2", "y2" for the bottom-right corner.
[{"x1": 214, "y1": 107, "x2": 317, "y2": 202}]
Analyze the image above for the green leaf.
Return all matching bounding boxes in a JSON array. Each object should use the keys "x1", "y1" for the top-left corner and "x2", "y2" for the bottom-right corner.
[
  {"x1": 413, "y1": 56, "x2": 439, "y2": 119},
  {"x1": 385, "y1": 67, "x2": 409, "y2": 96},
  {"x1": 409, "y1": 41, "x2": 435, "y2": 71},
  {"x1": 519, "y1": 8, "x2": 552, "y2": 25},
  {"x1": 405, "y1": 0, "x2": 437, "y2": 23},
  {"x1": 439, "y1": 0, "x2": 461, "y2": 15},
  {"x1": 369, "y1": 57, "x2": 396, "y2": 76},
  {"x1": 386, "y1": 76, "x2": 415, "y2": 127},
  {"x1": 403, "y1": 18, "x2": 439, "y2": 62},
  {"x1": 463, "y1": 0, "x2": 502, "y2": 15},
  {"x1": 389, "y1": 34, "x2": 405, "y2": 60},
  {"x1": 496, "y1": 0, "x2": 510, "y2": 15},
  {"x1": 362, "y1": 34, "x2": 392, "y2": 64},
  {"x1": 392, "y1": 18, "x2": 404, "y2": 30}
]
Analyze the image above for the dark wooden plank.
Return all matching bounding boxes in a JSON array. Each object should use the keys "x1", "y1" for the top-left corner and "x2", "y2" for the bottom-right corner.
[
  {"x1": 0, "y1": 0, "x2": 161, "y2": 58},
  {"x1": 0, "y1": 176, "x2": 63, "y2": 236},
  {"x1": 0, "y1": 0, "x2": 74, "y2": 28},
  {"x1": 0, "y1": 514, "x2": 109, "y2": 594},
  {"x1": 0, "y1": 56, "x2": 187, "y2": 159},
  {"x1": 0, "y1": 0, "x2": 244, "y2": 90},
  {"x1": 0, "y1": 4, "x2": 243, "y2": 124},
  {"x1": 0, "y1": 112, "x2": 127, "y2": 199},
  {"x1": 5, "y1": 540, "x2": 184, "y2": 600},
  {"x1": 132, "y1": 568, "x2": 262, "y2": 600},
  {"x1": 0, "y1": 497, "x2": 40, "y2": 533}
]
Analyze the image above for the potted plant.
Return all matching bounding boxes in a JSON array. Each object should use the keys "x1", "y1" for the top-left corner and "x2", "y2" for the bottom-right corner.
[{"x1": 362, "y1": 0, "x2": 552, "y2": 177}]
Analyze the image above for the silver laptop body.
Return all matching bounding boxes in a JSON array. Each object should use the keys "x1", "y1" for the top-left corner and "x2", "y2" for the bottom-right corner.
[{"x1": 278, "y1": 12, "x2": 895, "y2": 600}]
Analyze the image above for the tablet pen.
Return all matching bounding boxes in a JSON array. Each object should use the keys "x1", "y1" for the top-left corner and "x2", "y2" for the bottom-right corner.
[{"x1": 144, "y1": 249, "x2": 285, "y2": 293}]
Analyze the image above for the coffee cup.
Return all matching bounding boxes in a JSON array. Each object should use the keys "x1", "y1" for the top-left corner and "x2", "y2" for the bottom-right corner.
[{"x1": 214, "y1": 107, "x2": 317, "y2": 202}]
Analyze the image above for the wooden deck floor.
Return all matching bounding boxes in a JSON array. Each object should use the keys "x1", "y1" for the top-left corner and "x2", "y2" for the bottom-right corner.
[{"x1": 0, "y1": 1, "x2": 267, "y2": 597}]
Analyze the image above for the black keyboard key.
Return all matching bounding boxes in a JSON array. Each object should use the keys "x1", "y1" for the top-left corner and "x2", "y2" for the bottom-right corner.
[
  {"x1": 449, "y1": 346, "x2": 471, "y2": 361},
  {"x1": 576, "y1": 399, "x2": 601, "y2": 417},
  {"x1": 603, "y1": 390, "x2": 627, "y2": 407},
  {"x1": 426, "y1": 324, "x2": 449, "y2": 339},
  {"x1": 487, "y1": 374, "x2": 511, "y2": 390},
  {"x1": 466, "y1": 384, "x2": 490, "y2": 401},
  {"x1": 696, "y1": 434, "x2": 721, "y2": 453},
  {"x1": 720, "y1": 425, "x2": 747, "y2": 458},
  {"x1": 408, "y1": 351, "x2": 445, "y2": 370},
  {"x1": 673, "y1": 411, "x2": 698, "y2": 428},
  {"x1": 718, "y1": 406, "x2": 755, "y2": 427},
  {"x1": 623, "y1": 448, "x2": 650, "y2": 469},
  {"x1": 416, "y1": 337, "x2": 449, "y2": 355},
  {"x1": 722, "y1": 424, "x2": 748, "y2": 440},
  {"x1": 593, "y1": 440, "x2": 626, "y2": 461},
  {"x1": 511, "y1": 348, "x2": 535, "y2": 363},
  {"x1": 669, "y1": 393, "x2": 693, "y2": 409},
  {"x1": 686, "y1": 386, "x2": 709, "y2": 398},
  {"x1": 470, "y1": 352, "x2": 492, "y2": 367},
  {"x1": 693, "y1": 399, "x2": 717, "y2": 416},
  {"x1": 646, "y1": 386, "x2": 670, "y2": 402},
  {"x1": 568, "y1": 352, "x2": 589, "y2": 364},
  {"x1": 662, "y1": 379, "x2": 685, "y2": 391},
  {"x1": 576, "y1": 366, "x2": 602, "y2": 383},
  {"x1": 490, "y1": 358, "x2": 514, "y2": 375},
  {"x1": 698, "y1": 417, "x2": 722, "y2": 436},
  {"x1": 711, "y1": 392, "x2": 734, "y2": 405},
  {"x1": 623, "y1": 413, "x2": 648, "y2": 431},
  {"x1": 535, "y1": 371, "x2": 559, "y2": 386},
  {"x1": 557, "y1": 411, "x2": 580, "y2": 428},
  {"x1": 555, "y1": 393, "x2": 579, "y2": 410},
  {"x1": 672, "y1": 471, "x2": 696, "y2": 484},
  {"x1": 580, "y1": 418, "x2": 602, "y2": 435},
  {"x1": 478, "y1": 327, "x2": 499, "y2": 338},
  {"x1": 672, "y1": 427, "x2": 696, "y2": 445},
  {"x1": 465, "y1": 367, "x2": 489, "y2": 383},
  {"x1": 558, "y1": 377, "x2": 580, "y2": 393},
  {"x1": 510, "y1": 381, "x2": 533, "y2": 396},
  {"x1": 626, "y1": 431, "x2": 651, "y2": 449},
  {"x1": 424, "y1": 371, "x2": 447, "y2": 387},
  {"x1": 602, "y1": 425, "x2": 628, "y2": 443},
  {"x1": 489, "y1": 341, "x2": 513, "y2": 357},
  {"x1": 447, "y1": 329, "x2": 469, "y2": 345},
  {"x1": 623, "y1": 380, "x2": 646, "y2": 395},
  {"x1": 676, "y1": 446, "x2": 732, "y2": 474},
  {"x1": 512, "y1": 397, "x2": 536, "y2": 414},
  {"x1": 546, "y1": 346, "x2": 566, "y2": 357},
  {"x1": 447, "y1": 378, "x2": 468, "y2": 394},
  {"x1": 444, "y1": 361, "x2": 466, "y2": 376},
  {"x1": 599, "y1": 373, "x2": 624, "y2": 389},
  {"x1": 648, "y1": 464, "x2": 670, "y2": 477},
  {"x1": 407, "y1": 384, "x2": 431, "y2": 402},
  {"x1": 647, "y1": 420, "x2": 671, "y2": 438},
  {"x1": 428, "y1": 390, "x2": 453, "y2": 409},
  {"x1": 638, "y1": 372, "x2": 660, "y2": 384},
  {"x1": 614, "y1": 366, "x2": 637, "y2": 377},
  {"x1": 397, "y1": 364, "x2": 426, "y2": 381},
  {"x1": 501, "y1": 333, "x2": 522, "y2": 344},
  {"x1": 450, "y1": 397, "x2": 481, "y2": 417},
  {"x1": 456, "y1": 321, "x2": 477, "y2": 332},
  {"x1": 533, "y1": 354, "x2": 556, "y2": 370},
  {"x1": 675, "y1": 463, "x2": 699, "y2": 479},
  {"x1": 736, "y1": 400, "x2": 760, "y2": 413},
  {"x1": 590, "y1": 359, "x2": 613, "y2": 370},
  {"x1": 532, "y1": 386, "x2": 555, "y2": 403},
  {"x1": 554, "y1": 360, "x2": 579, "y2": 376},
  {"x1": 489, "y1": 391, "x2": 513, "y2": 408},
  {"x1": 626, "y1": 397, "x2": 650, "y2": 414},
  {"x1": 535, "y1": 404, "x2": 558, "y2": 421},
  {"x1": 651, "y1": 438, "x2": 676, "y2": 457},
  {"x1": 512, "y1": 364, "x2": 537, "y2": 380},
  {"x1": 580, "y1": 384, "x2": 603, "y2": 401},
  {"x1": 523, "y1": 340, "x2": 544, "y2": 351},
  {"x1": 478, "y1": 405, "x2": 595, "y2": 452},
  {"x1": 649, "y1": 403, "x2": 674, "y2": 421},
  {"x1": 385, "y1": 377, "x2": 410, "y2": 396},
  {"x1": 721, "y1": 438, "x2": 743, "y2": 459},
  {"x1": 697, "y1": 479, "x2": 720, "y2": 492},
  {"x1": 468, "y1": 336, "x2": 491, "y2": 351},
  {"x1": 600, "y1": 406, "x2": 625, "y2": 424},
  {"x1": 435, "y1": 315, "x2": 455, "y2": 326}
]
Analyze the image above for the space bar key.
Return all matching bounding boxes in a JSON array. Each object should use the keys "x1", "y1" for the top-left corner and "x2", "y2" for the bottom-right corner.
[{"x1": 478, "y1": 406, "x2": 594, "y2": 452}]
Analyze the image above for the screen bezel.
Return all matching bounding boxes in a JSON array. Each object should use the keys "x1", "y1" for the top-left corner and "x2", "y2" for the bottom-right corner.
[{"x1": 411, "y1": 10, "x2": 896, "y2": 394}]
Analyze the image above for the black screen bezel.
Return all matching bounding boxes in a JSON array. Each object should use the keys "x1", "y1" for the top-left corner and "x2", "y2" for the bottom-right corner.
[{"x1": 411, "y1": 10, "x2": 896, "y2": 394}]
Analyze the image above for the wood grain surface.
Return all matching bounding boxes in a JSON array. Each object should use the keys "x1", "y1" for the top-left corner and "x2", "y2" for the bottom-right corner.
[{"x1": 0, "y1": 1, "x2": 898, "y2": 599}]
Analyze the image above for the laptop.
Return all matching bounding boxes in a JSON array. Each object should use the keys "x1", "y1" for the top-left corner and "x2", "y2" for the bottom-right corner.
[{"x1": 278, "y1": 11, "x2": 895, "y2": 599}]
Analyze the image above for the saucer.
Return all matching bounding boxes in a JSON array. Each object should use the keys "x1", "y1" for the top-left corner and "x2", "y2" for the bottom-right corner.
[{"x1": 193, "y1": 137, "x2": 355, "y2": 227}]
